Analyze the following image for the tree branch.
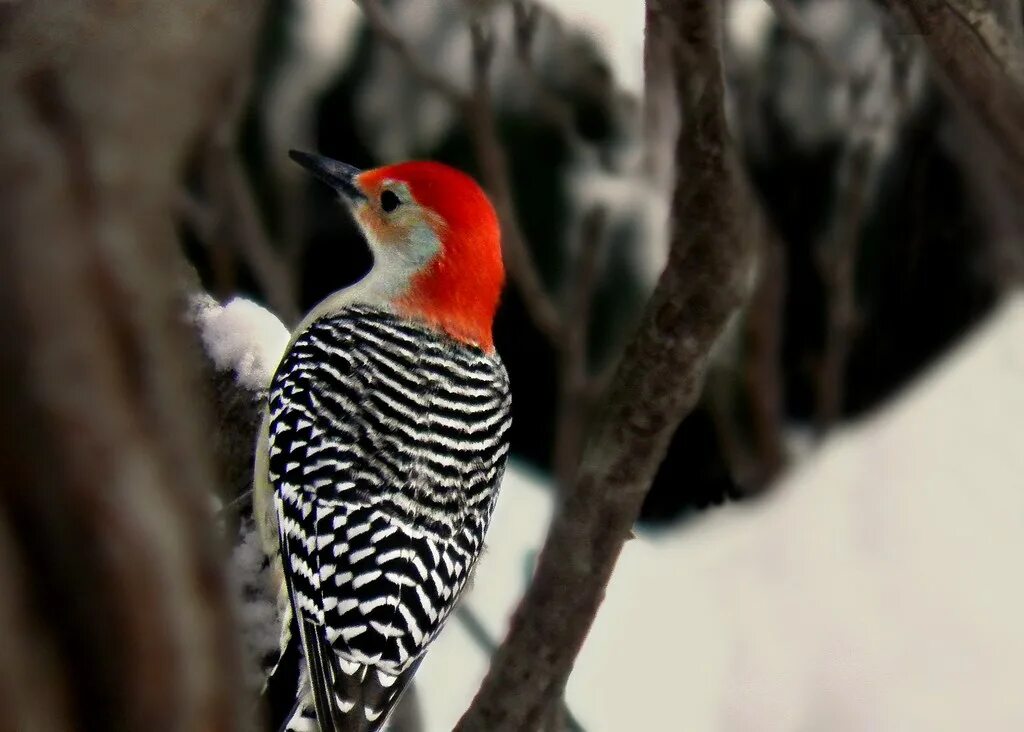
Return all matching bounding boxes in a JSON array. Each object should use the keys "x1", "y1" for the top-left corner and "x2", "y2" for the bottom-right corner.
[
  {"x1": 738, "y1": 204, "x2": 787, "y2": 491},
  {"x1": 816, "y1": 20, "x2": 925, "y2": 429},
  {"x1": 0, "y1": 0, "x2": 264, "y2": 727},
  {"x1": 181, "y1": 66, "x2": 302, "y2": 328},
  {"x1": 765, "y1": 0, "x2": 863, "y2": 84},
  {"x1": 355, "y1": 0, "x2": 564, "y2": 342},
  {"x1": 510, "y1": 0, "x2": 582, "y2": 144},
  {"x1": 454, "y1": 1, "x2": 753, "y2": 727},
  {"x1": 943, "y1": 0, "x2": 1024, "y2": 82},
  {"x1": 814, "y1": 135, "x2": 875, "y2": 430},
  {"x1": 883, "y1": 0, "x2": 1024, "y2": 192},
  {"x1": 553, "y1": 205, "x2": 608, "y2": 489},
  {"x1": 461, "y1": 18, "x2": 565, "y2": 342},
  {"x1": 352, "y1": 0, "x2": 468, "y2": 105},
  {"x1": 202, "y1": 138, "x2": 302, "y2": 327}
]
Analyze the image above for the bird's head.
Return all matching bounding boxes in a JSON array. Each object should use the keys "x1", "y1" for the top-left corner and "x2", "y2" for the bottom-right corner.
[{"x1": 290, "y1": 151, "x2": 504, "y2": 352}]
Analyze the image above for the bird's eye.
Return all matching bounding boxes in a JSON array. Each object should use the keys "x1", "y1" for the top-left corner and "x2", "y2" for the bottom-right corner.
[{"x1": 381, "y1": 190, "x2": 401, "y2": 213}]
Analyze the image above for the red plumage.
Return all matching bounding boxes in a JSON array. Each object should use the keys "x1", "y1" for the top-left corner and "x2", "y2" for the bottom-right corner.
[{"x1": 360, "y1": 161, "x2": 504, "y2": 352}]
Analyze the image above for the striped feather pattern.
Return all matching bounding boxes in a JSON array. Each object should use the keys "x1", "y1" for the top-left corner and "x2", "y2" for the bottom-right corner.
[{"x1": 267, "y1": 306, "x2": 511, "y2": 729}]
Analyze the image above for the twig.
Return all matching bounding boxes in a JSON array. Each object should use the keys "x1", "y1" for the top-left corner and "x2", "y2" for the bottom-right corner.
[
  {"x1": 453, "y1": 604, "x2": 585, "y2": 731},
  {"x1": 355, "y1": 0, "x2": 564, "y2": 342},
  {"x1": 643, "y1": 0, "x2": 680, "y2": 190},
  {"x1": 510, "y1": 0, "x2": 580, "y2": 143},
  {"x1": 388, "y1": 682, "x2": 424, "y2": 732},
  {"x1": 740, "y1": 218, "x2": 787, "y2": 490},
  {"x1": 353, "y1": 0, "x2": 467, "y2": 105},
  {"x1": 202, "y1": 116, "x2": 302, "y2": 326},
  {"x1": 181, "y1": 62, "x2": 301, "y2": 327},
  {"x1": 814, "y1": 36, "x2": 917, "y2": 432},
  {"x1": 553, "y1": 206, "x2": 608, "y2": 489},
  {"x1": 454, "y1": 1, "x2": 753, "y2": 727},
  {"x1": 455, "y1": 603, "x2": 499, "y2": 655},
  {"x1": 765, "y1": 0, "x2": 862, "y2": 86},
  {"x1": 814, "y1": 136, "x2": 874, "y2": 431},
  {"x1": 943, "y1": 0, "x2": 1024, "y2": 83},
  {"x1": 461, "y1": 16, "x2": 564, "y2": 341},
  {"x1": 882, "y1": 0, "x2": 1024, "y2": 192},
  {"x1": 217, "y1": 488, "x2": 254, "y2": 518}
]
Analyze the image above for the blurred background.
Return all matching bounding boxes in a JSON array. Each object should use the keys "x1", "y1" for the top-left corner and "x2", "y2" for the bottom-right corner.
[
  {"x1": 3, "y1": 0, "x2": 1023, "y2": 729},
  {"x1": 181, "y1": 1, "x2": 1024, "y2": 728},
  {"x1": 185, "y1": 0, "x2": 1018, "y2": 518}
]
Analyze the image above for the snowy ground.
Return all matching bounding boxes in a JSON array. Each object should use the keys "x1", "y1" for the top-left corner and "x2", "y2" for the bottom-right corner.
[{"x1": 417, "y1": 292, "x2": 1024, "y2": 731}]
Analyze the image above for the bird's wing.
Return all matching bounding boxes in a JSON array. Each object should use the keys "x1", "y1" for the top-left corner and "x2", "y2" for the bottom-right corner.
[{"x1": 267, "y1": 308, "x2": 512, "y2": 732}]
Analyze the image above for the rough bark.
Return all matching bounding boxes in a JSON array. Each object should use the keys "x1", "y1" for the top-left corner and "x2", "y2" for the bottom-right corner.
[
  {"x1": 990, "y1": 0, "x2": 1024, "y2": 55},
  {"x1": 884, "y1": 0, "x2": 1024, "y2": 192},
  {"x1": 0, "y1": 1, "x2": 264, "y2": 729},
  {"x1": 642, "y1": 0, "x2": 681, "y2": 191},
  {"x1": 454, "y1": 1, "x2": 753, "y2": 729}
]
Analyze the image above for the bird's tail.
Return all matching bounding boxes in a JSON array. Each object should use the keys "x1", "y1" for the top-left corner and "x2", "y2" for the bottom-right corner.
[
  {"x1": 288, "y1": 623, "x2": 422, "y2": 732},
  {"x1": 264, "y1": 606, "x2": 303, "y2": 732},
  {"x1": 296, "y1": 617, "x2": 344, "y2": 731},
  {"x1": 337, "y1": 656, "x2": 422, "y2": 732}
]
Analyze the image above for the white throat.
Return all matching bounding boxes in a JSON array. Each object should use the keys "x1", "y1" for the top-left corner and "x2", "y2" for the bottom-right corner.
[{"x1": 294, "y1": 218, "x2": 442, "y2": 336}]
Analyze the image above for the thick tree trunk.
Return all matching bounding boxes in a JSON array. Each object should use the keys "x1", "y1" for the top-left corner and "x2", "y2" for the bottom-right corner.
[{"x1": 0, "y1": 2, "x2": 265, "y2": 729}]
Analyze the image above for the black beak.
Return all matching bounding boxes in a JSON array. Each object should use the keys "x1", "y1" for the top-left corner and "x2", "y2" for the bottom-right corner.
[{"x1": 288, "y1": 150, "x2": 366, "y2": 202}]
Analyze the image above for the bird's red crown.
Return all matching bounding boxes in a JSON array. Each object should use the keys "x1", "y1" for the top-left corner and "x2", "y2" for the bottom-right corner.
[{"x1": 359, "y1": 161, "x2": 504, "y2": 352}]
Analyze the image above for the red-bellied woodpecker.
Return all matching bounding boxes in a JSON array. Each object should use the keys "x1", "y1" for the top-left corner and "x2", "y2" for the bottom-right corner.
[{"x1": 255, "y1": 151, "x2": 512, "y2": 732}]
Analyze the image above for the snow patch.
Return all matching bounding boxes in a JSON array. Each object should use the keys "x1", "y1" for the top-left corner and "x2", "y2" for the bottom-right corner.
[
  {"x1": 193, "y1": 295, "x2": 290, "y2": 391},
  {"x1": 545, "y1": 0, "x2": 644, "y2": 97},
  {"x1": 567, "y1": 164, "x2": 670, "y2": 288},
  {"x1": 726, "y1": 0, "x2": 776, "y2": 66},
  {"x1": 229, "y1": 515, "x2": 282, "y2": 694}
]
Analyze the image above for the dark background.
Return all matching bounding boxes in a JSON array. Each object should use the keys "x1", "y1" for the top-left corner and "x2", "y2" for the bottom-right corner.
[{"x1": 185, "y1": 0, "x2": 1010, "y2": 524}]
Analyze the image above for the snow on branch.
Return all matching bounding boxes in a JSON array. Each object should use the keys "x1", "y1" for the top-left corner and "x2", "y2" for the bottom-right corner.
[{"x1": 192, "y1": 294, "x2": 290, "y2": 394}]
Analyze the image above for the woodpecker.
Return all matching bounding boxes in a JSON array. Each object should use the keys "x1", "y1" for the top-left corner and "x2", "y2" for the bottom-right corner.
[{"x1": 254, "y1": 151, "x2": 512, "y2": 732}]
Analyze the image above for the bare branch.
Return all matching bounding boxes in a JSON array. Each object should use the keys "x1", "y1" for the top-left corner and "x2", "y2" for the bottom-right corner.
[
  {"x1": 643, "y1": 0, "x2": 681, "y2": 189},
  {"x1": 511, "y1": 0, "x2": 581, "y2": 142},
  {"x1": 765, "y1": 0, "x2": 862, "y2": 84},
  {"x1": 706, "y1": 185, "x2": 788, "y2": 494},
  {"x1": 553, "y1": 206, "x2": 608, "y2": 488},
  {"x1": 355, "y1": 0, "x2": 468, "y2": 105},
  {"x1": 942, "y1": 0, "x2": 1024, "y2": 82},
  {"x1": 814, "y1": 135, "x2": 875, "y2": 430},
  {"x1": 740, "y1": 220, "x2": 787, "y2": 490},
  {"x1": 388, "y1": 683, "x2": 425, "y2": 732},
  {"x1": 184, "y1": 63, "x2": 303, "y2": 327},
  {"x1": 453, "y1": 606, "x2": 585, "y2": 732},
  {"x1": 216, "y1": 489, "x2": 254, "y2": 518},
  {"x1": 355, "y1": 0, "x2": 564, "y2": 342},
  {"x1": 202, "y1": 140, "x2": 302, "y2": 327},
  {"x1": 461, "y1": 17, "x2": 565, "y2": 341},
  {"x1": 807, "y1": 26, "x2": 921, "y2": 431},
  {"x1": 454, "y1": 1, "x2": 753, "y2": 727},
  {"x1": 883, "y1": 0, "x2": 1024, "y2": 192},
  {"x1": 991, "y1": 0, "x2": 1024, "y2": 54}
]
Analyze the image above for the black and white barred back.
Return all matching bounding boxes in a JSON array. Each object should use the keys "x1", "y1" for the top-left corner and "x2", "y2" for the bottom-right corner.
[{"x1": 266, "y1": 305, "x2": 511, "y2": 731}]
